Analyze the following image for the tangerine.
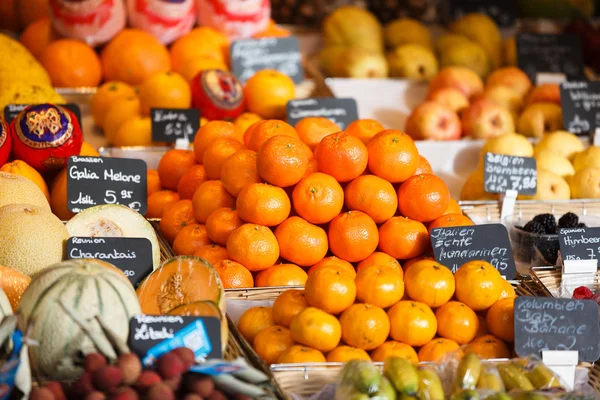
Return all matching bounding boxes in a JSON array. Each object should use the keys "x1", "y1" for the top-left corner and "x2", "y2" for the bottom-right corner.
[
  {"x1": 147, "y1": 190, "x2": 180, "y2": 219},
  {"x1": 387, "y1": 300, "x2": 437, "y2": 346},
  {"x1": 316, "y1": 132, "x2": 368, "y2": 182},
  {"x1": 0, "y1": 160, "x2": 49, "y2": 200},
  {"x1": 253, "y1": 326, "x2": 295, "y2": 364},
  {"x1": 304, "y1": 267, "x2": 356, "y2": 314},
  {"x1": 428, "y1": 214, "x2": 474, "y2": 232},
  {"x1": 345, "y1": 119, "x2": 384, "y2": 144},
  {"x1": 19, "y1": 17, "x2": 59, "y2": 59},
  {"x1": 39, "y1": 39, "x2": 102, "y2": 87},
  {"x1": 237, "y1": 306, "x2": 274, "y2": 343},
  {"x1": 91, "y1": 81, "x2": 137, "y2": 128},
  {"x1": 339, "y1": 304, "x2": 390, "y2": 350},
  {"x1": 455, "y1": 261, "x2": 503, "y2": 311},
  {"x1": 205, "y1": 207, "x2": 244, "y2": 246},
  {"x1": 177, "y1": 165, "x2": 208, "y2": 200},
  {"x1": 112, "y1": 115, "x2": 154, "y2": 147},
  {"x1": 193, "y1": 121, "x2": 243, "y2": 163},
  {"x1": 355, "y1": 265, "x2": 404, "y2": 309},
  {"x1": 170, "y1": 27, "x2": 229, "y2": 70},
  {"x1": 307, "y1": 256, "x2": 356, "y2": 278},
  {"x1": 464, "y1": 334, "x2": 511, "y2": 359},
  {"x1": 226, "y1": 224, "x2": 279, "y2": 271},
  {"x1": 213, "y1": 259, "x2": 254, "y2": 289},
  {"x1": 147, "y1": 169, "x2": 162, "y2": 196},
  {"x1": 234, "y1": 112, "x2": 263, "y2": 135},
  {"x1": 499, "y1": 279, "x2": 516, "y2": 299},
  {"x1": 157, "y1": 149, "x2": 197, "y2": 191},
  {"x1": 344, "y1": 175, "x2": 398, "y2": 223},
  {"x1": 367, "y1": 130, "x2": 419, "y2": 183},
  {"x1": 294, "y1": 117, "x2": 341, "y2": 150},
  {"x1": 246, "y1": 119, "x2": 298, "y2": 152},
  {"x1": 274, "y1": 217, "x2": 328, "y2": 267},
  {"x1": 356, "y1": 252, "x2": 402, "y2": 275},
  {"x1": 328, "y1": 211, "x2": 379, "y2": 262},
  {"x1": 202, "y1": 138, "x2": 245, "y2": 180},
  {"x1": 486, "y1": 298, "x2": 515, "y2": 342},
  {"x1": 220, "y1": 150, "x2": 263, "y2": 197},
  {"x1": 415, "y1": 155, "x2": 433, "y2": 175},
  {"x1": 404, "y1": 260, "x2": 455, "y2": 308},
  {"x1": 290, "y1": 307, "x2": 341, "y2": 352},
  {"x1": 177, "y1": 56, "x2": 228, "y2": 82},
  {"x1": 378, "y1": 217, "x2": 429, "y2": 260},
  {"x1": 370, "y1": 341, "x2": 419, "y2": 363},
  {"x1": 398, "y1": 174, "x2": 451, "y2": 222},
  {"x1": 192, "y1": 180, "x2": 236, "y2": 223},
  {"x1": 327, "y1": 346, "x2": 371, "y2": 362},
  {"x1": 193, "y1": 244, "x2": 229, "y2": 266},
  {"x1": 245, "y1": 70, "x2": 295, "y2": 119},
  {"x1": 435, "y1": 301, "x2": 479, "y2": 344},
  {"x1": 139, "y1": 71, "x2": 192, "y2": 115},
  {"x1": 158, "y1": 199, "x2": 196, "y2": 243},
  {"x1": 103, "y1": 96, "x2": 141, "y2": 143},
  {"x1": 292, "y1": 173, "x2": 344, "y2": 224},
  {"x1": 443, "y1": 198, "x2": 462, "y2": 215},
  {"x1": 277, "y1": 345, "x2": 326, "y2": 363},
  {"x1": 236, "y1": 183, "x2": 291, "y2": 226},
  {"x1": 257, "y1": 135, "x2": 311, "y2": 187},
  {"x1": 255, "y1": 263, "x2": 308, "y2": 287},
  {"x1": 418, "y1": 338, "x2": 461, "y2": 362},
  {"x1": 172, "y1": 223, "x2": 211, "y2": 256},
  {"x1": 272, "y1": 289, "x2": 308, "y2": 328}
]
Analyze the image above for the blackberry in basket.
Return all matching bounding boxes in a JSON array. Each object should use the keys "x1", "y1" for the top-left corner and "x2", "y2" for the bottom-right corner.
[
  {"x1": 558, "y1": 212, "x2": 579, "y2": 228},
  {"x1": 531, "y1": 213, "x2": 557, "y2": 234}
]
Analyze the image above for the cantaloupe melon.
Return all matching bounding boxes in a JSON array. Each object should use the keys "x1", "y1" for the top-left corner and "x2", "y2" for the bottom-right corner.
[
  {"x1": 0, "y1": 204, "x2": 68, "y2": 276},
  {"x1": 168, "y1": 301, "x2": 228, "y2": 353},
  {"x1": 66, "y1": 204, "x2": 160, "y2": 270},
  {"x1": 83, "y1": 259, "x2": 131, "y2": 284},
  {"x1": 0, "y1": 171, "x2": 50, "y2": 210},
  {"x1": 0, "y1": 265, "x2": 30, "y2": 311},
  {"x1": 137, "y1": 256, "x2": 225, "y2": 316},
  {"x1": 17, "y1": 259, "x2": 141, "y2": 380}
]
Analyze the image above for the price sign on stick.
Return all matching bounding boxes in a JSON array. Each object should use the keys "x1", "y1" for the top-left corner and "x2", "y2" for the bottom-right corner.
[
  {"x1": 286, "y1": 98, "x2": 359, "y2": 129},
  {"x1": 151, "y1": 108, "x2": 200, "y2": 143},
  {"x1": 430, "y1": 224, "x2": 517, "y2": 279},
  {"x1": 558, "y1": 226, "x2": 600, "y2": 269},
  {"x1": 484, "y1": 153, "x2": 537, "y2": 195},
  {"x1": 560, "y1": 81, "x2": 600, "y2": 135},
  {"x1": 4, "y1": 103, "x2": 82, "y2": 125},
  {"x1": 514, "y1": 297, "x2": 600, "y2": 362},
  {"x1": 66, "y1": 156, "x2": 147, "y2": 214},
  {"x1": 230, "y1": 37, "x2": 304, "y2": 84},
  {"x1": 67, "y1": 237, "x2": 153, "y2": 287}
]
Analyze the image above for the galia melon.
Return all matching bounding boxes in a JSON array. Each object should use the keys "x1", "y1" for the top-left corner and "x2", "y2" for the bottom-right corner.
[
  {"x1": 66, "y1": 204, "x2": 160, "y2": 270},
  {"x1": 0, "y1": 171, "x2": 50, "y2": 210},
  {"x1": 0, "y1": 204, "x2": 68, "y2": 276},
  {"x1": 18, "y1": 259, "x2": 141, "y2": 380}
]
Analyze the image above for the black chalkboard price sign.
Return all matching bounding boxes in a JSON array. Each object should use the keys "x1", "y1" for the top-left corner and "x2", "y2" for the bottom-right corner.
[
  {"x1": 430, "y1": 223, "x2": 517, "y2": 279},
  {"x1": 129, "y1": 315, "x2": 222, "y2": 364},
  {"x1": 516, "y1": 33, "x2": 585, "y2": 83},
  {"x1": 66, "y1": 156, "x2": 147, "y2": 215},
  {"x1": 230, "y1": 37, "x2": 304, "y2": 84},
  {"x1": 483, "y1": 153, "x2": 537, "y2": 195},
  {"x1": 150, "y1": 108, "x2": 200, "y2": 142},
  {"x1": 514, "y1": 297, "x2": 600, "y2": 362},
  {"x1": 558, "y1": 227, "x2": 600, "y2": 266},
  {"x1": 4, "y1": 103, "x2": 82, "y2": 126},
  {"x1": 67, "y1": 237, "x2": 153, "y2": 287},
  {"x1": 560, "y1": 81, "x2": 600, "y2": 135},
  {"x1": 286, "y1": 98, "x2": 359, "y2": 130},
  {"x1": 448, "y1": 0, "x2": 516, "y2": 27}
]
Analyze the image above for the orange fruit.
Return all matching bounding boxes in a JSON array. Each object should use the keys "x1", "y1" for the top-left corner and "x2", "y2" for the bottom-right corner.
[
  {"x1": 0, "y1": 160, "x2": 49, "y2": 200},
  {"x1": 304, "y1": 267, "x2": 356, "y2": 314},
  {"x1": 202, "y1": 138, "x2": 245, "y2": 180},
  {"x1": 177, "y1": 56, "x2": 228, "y2": 82},
  {"x1": 277, "y1": 345, "x2": 326, "y2": 363},
  {"x1": 172, "y1": 223, "x2": 211, "y2": 256},
  {"x1": 415, "y1": 155, "x2": 433, "y2": 175},
  {"x1": 220, "y1": 149, "x2": 263, "y2": 197},
  {"x1": 356, "y1": 252, "x2": 402, "y2": 274},
  {"x1": 367, "y1": 130, "x2": 419, "y2": 183},
  {"x1": 464, "y1": 334, "x2": 511, "y2": 359},
  {"x1": 370, "y1": 341, "x2": 419, "y2": 363},
  {"x1": 80, "y1": 142, "x2": 99, "y2": 157},
  {"x1": 139, "y1": 71, "x2": 192, "y2": 115},
  {"x1": 443, "y1": 198, "x2": 462, "y2": 215},
  {"x1": 315, "y1": 132, "x2": 368, "y2": 182},
  {"x1": 177, "y1": 165, "x2": 207, "y2": 200},
  {"x1": 20, "y1": 17, "x2": 59, "y2": 59},
  {"x1": 253, "y1": 325, "x2": 295, "y2": 364},
  {"x1": 147, "y1": 169, "x2": 162, "y2": 196},
  {"x1": 292, "y1": 172, "x2": 344, "y2": 224},
  {"x1": 170, "y1": 27, "x2": 229, "y2": 70},
  {"x1": 305, "y1": 158, "x2": 319, "y2": 176},
  {"x1": 236, "y1": 183, "x2": 290, "y2": 226},
  {"x1": 213, "y1": 259, "x2": 254, "y2": 289},
  {"x1": 193, "y1": 244, "x2": 229, "y2": 266},
  {"x1": 294, "y1": 117, "x2": 341, "y2": 150},
  {"x1": 344, "y1": 175, "x2": 398, "y2": 223},
  {"x1": 328, "y1": 211, "x2": 379, "y2": 262},
  {"x1": 435, "y1": 301, "x2": 479, "y2": 344},
  {"x1": 486, "y1": 298, "x2": 515, "y2": 342},
  {"x1": 253, "y1": 19, "x2": 292, "y2": 38},
  {"x1": 398, "y1": 174, "x2": 451, "y2": 223},
  {"x1": 255, "y1": 263, "x2": 308, "y2": 287},
  {"x1": 418, "y1": 338, "x2": 461, "y2": 362},
  {"x1": 455, "y1": 261, "x2": 503, "y2": 311},
  {"x1": 476, "y1": 315, "x2": 489, "y2": 338},
  {"x1": 158, "y1": 199, "x2": 196, "y2": 243},
  {"x1": 243, "y1": 120, "x2": 263, "y2": 147},
  {"x1": 193, "y1": 121, "x2": 243, "y2": 162},
  {"x1": 339, "y1": 304, "x2": 390, "y2": 350},
  {"x1": 206, "y1": 207, "x2": 244, "y2": 246},
  {"x1": 237, "y1": 306, "x2": 274, "y2": 343},
  {"x1": 307, "y1": 257, "x2": 356, "y2": 278},
  {"x1": 428, "y1": 214, "x2": 474, "y2": 232},
  {"x1": 246, "y1": 120, "x2": 298, "y2": 152},
  {"x1": 274, "y1": 217, "x2": 328, "y2": 267},
  {"x1": 157, "y1": 149, "x2": 197, "y2": 190},
  {"x1": 226, "y1": 224, "x2": 279, "y2": 271},
  {"x1": 146, "y1": 190, "x2": 180, "y2": 219},
  {"x1": 387, "y1": 300, "x2": 437, "y2": 346},
  {"x1": 290, "y1": 307, "x2": 341, "y2": 352},
  {"x1": 90, "y1": 82, "x2": 136, "y2": 128},
  {"x1": 49, "y1": 169, "x2": 74, "y2": 221},
  {"x1": 112, "y1": 115, "x2": 155, "y2": 147},
  {"x1": 378, "y1": 217, "x2": 429, "y2": 260},
  {"x1": 192, "y1": 180, "x2": 236, "y2": 223},
  {"x1": 101, "y1": 29, "x2": 171, "y2": 85},
  {"x1": 234, "y1": 112, "x2": 263, "y2": 134},
  {"x1": 404, "y1": 260, "x2": 455, "y2": 308},
  {"x1": 273, "y1": 289, "x2": 308, "y2": 328},
  {"x1": 39, "y1": 39, "x2": 102, "y2": 87},
  {"x1": 257, "y1": 135, "x2": 312, "y2": 187},
  {"x1": 17, "y1": 0, "x2": 50, "y2": 28},
  {"x1": 355, "y1": 265, "x2": 404, "y2": 308},
  {"x1": 244, "y1": 70, "x2": 295, "y2": 119},
  {"x1": 103, "y1": 95, "x2": 141, "y2": 143},
  {"x1": 499, "y1": 279, "x2": 516, "y2": 299},
  {"x1": 327, "y1": 346, "x2": 371, "y2": 362},
  {"x1": 345, "y1": 119, "x2": 384, "y2": 144}
]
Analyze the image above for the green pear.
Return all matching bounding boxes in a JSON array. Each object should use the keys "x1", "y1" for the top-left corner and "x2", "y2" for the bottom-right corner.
[{"x1": 387, "y1": 44, "x2": 438, "y2": 80}]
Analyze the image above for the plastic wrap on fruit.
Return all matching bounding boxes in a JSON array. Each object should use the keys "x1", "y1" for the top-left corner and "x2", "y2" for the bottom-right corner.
[
  {"x1": 417, "y1": 366, "x2": 445, "y2": 400},
  {"x1": 335, "y1": 360, "x2": 382, "y2": 400},
  {"x1": 196, "y1": 0, "x2": 270, "y2": 40},
  {"x1": 126, "y1": 0, "x2": 196, "y2": 45},
  {"x1": 0, "y1": 118, "x2": 11, "y2": 166},
  {"x1": 10, "y1": 104, "x2": 83, "y2": 173},
  {"x1": 49, "y1": 0, "x2": 126, "y2": 47},
  {"x1": 190, "y1": 69, "x2": 245, "y2": 121},
  {"x1": 456, "y1": 353, "x2": 482, "y2": 391},
  {"x1": 475, "y1": 364, "x2": 504, "y2": 392},
  {"x1": 383, "y1": 357, "x2": 419, "y2": 397}
]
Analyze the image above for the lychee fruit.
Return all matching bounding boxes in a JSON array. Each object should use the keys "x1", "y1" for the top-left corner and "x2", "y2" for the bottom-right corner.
[
  {"x1": 44, "y1": 382, "x2": 66, "y2": 400},
  {"x1": 172, "y1": 347, "x2": 195, "y2": 369},
  {"x1": 110, "y1": 387, "x2": 139, "y2": 400},
  {"x1": 84, "y1": 353, "x2": 108, "y2": 373},
  {"x1": 185, "y1": 375, "x2": 214, "y2": 397},
  {"x1": 117, "y1": 353, "x2": 142, "y2": 385},
  {"x1": 134, "y1": 370, "x2": 162, "y2": 393},
  {"x1": 70, "y1": 372, "x2": 95, "y2": 397},
  {"x1": 92, "y1": 365, "x2": 123, "y2": 394},
  {"x1": 157, "y1": 352, "x2": 186, "y2": 379},
  {"x1": 146, "y1": 383, "x2": 175, "y2": 400},
  {"x1": 84, "y1": 391, "x2": 106, "y2": 400},
  {"x1": 30, "y1": 387, "x2": 55, "y2": 400}
]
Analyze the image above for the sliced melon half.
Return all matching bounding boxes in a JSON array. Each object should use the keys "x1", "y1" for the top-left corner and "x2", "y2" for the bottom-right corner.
[{"x1": 65, "y1": 204, "x2": 160, "y2": 270}]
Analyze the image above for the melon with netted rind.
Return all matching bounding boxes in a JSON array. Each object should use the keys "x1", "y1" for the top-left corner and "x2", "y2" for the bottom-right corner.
[
  {"x1": 17, "y1": 259, "x2": 141, "y2": 379},
  {"x1": 0, "y1": 204, "x2": 68, "y2": 276},
  {"x1": 0, "y1": 172, "x2": 50, "y2": 210},
  {"x1": 66, "y1": 204, "x2": 160, "y2": 270}
]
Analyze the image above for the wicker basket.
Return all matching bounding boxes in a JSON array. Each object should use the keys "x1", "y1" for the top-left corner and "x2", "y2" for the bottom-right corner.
[
  {"x1": 225, "y1": 286, "x2": 303, "y2": 301},
  {"x1": 529, "y1": 266, "x2": 600, "y2": 298}
]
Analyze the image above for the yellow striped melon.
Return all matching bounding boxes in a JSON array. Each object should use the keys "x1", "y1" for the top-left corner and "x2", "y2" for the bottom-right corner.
[
  {"x1": 0, "y1": 204, "x2": 68, "y2": 276},
  {"x1": 17, "y1": 259, "x2": 141, "y2": 380},
  {"x1": 0, "y1": 171, "x2": 50, "y2": 210}
]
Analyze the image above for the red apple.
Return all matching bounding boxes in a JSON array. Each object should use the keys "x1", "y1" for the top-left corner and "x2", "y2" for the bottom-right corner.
[
  {"x1": 461, "y1": 99, "x2": 515, "y2": 139},
  {"x1": 405, "y1": 101, "x2": 462, "y2": 141}
]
